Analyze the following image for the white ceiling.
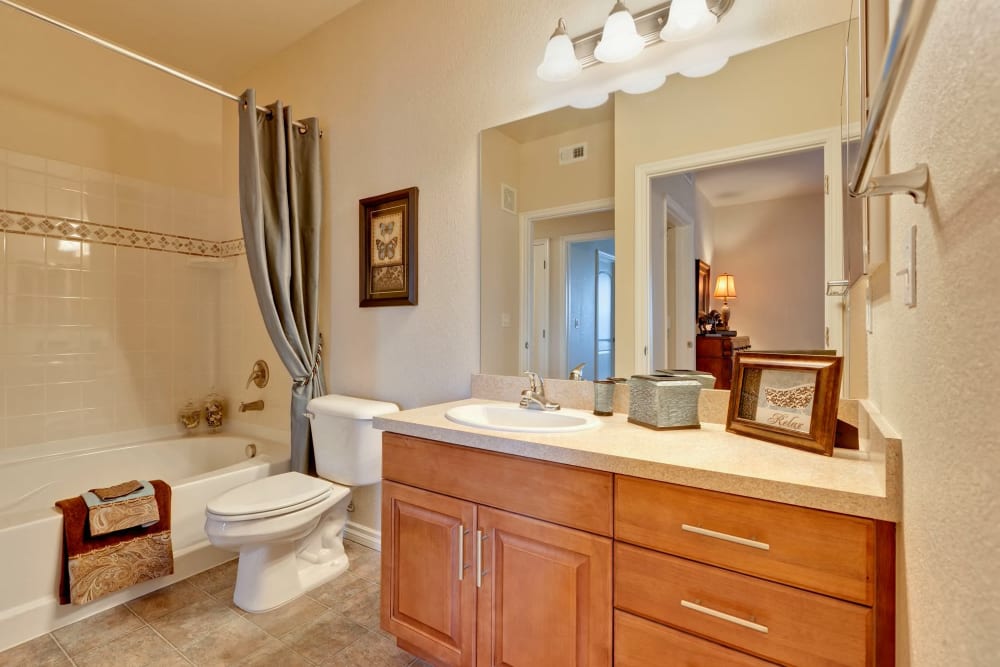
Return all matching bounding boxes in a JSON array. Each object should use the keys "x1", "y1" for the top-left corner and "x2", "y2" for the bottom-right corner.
[
  {"x1": 691, "y1": 149, "x2": 825, "y2": 208},
  {"x1": 7, "y1": 0, "x2": 365, "y2": 83}
]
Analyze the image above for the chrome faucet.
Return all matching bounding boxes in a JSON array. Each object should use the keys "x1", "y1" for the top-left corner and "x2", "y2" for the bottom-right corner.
[
  {"x1": 569, "y1": 363, "x2": 586, "y2": 381},
  {"x1": 519, "y1": 371, "x2": 560, "y2": 411},
  {"x1": 239, "y1": 400, "x2": 265, "y2": 412}
]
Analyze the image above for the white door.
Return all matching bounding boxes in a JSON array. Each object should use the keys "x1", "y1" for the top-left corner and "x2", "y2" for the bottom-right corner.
[
  {"x1": 531, "y1": 240, "x2": 549, "y2": 376},
  {"x1": 595, "y1": 250, "x2": 615, "y2": 380}
]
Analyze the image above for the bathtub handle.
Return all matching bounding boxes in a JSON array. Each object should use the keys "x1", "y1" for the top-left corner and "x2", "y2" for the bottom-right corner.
[{"x1": 303, "y1": 411, "x2": 315, "y2": 420}]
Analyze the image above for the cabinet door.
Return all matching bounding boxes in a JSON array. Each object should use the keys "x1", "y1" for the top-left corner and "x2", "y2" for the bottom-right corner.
[
  {"x1": 476, "y1": 506, "x2": 612, "y2": 667},
  {"x1": 381, "y1": 481, "x2": 476, "y2": 667}
]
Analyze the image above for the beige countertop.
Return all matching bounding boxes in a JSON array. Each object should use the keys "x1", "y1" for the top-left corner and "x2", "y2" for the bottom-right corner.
[{"x1": 374, "y1": 397, "x2": 901, "y2": 522}]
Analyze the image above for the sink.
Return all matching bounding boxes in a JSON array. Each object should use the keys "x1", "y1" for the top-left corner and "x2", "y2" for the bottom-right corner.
[{"x1": 445, "y1": 403, "x2": 600, "y2": 433}]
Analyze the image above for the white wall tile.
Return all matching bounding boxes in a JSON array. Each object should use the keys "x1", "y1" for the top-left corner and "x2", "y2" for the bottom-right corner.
[
  {"x1": 6, "y1": 384, "x2": 45, "y2": 416},
  {"x1": 81, "y1": 194, "x2": 115, "y2": 224},
  {"x1": 45, "y1": 238, "x2": 81, "y2": 268},
  {"x1": 7, "y1": 151, "x2": 45, "y2": 173},
  {"x1": 5, "y1": 233, "x2": 45, "y2": 265},
  {"x1": 6, "y1": 414, "x2": 46, "y2": 447},
  {"x1": 7, "y1": 180, "x2": 45, "y2": 214}
]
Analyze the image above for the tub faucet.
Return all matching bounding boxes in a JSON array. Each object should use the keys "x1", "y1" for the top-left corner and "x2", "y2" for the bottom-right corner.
[
  {"x1": 239, "y1": 400, "x2": 265, "y2": 412},
  {"x1": 569, "y1": 363, "x2": 586, "y2": 381},
  {"x1": 519, "y1": 371, "x2": 560, "y2": 411}
]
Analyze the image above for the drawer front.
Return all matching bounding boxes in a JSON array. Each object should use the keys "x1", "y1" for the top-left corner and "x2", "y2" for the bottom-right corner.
[
  {"x1": 615, "y1": 611, "x2": 776, "y2": 667},
  {"x1": 615, "y1": 475, "x2": 875, "y2": 603},
  {"x1": 615, "y1": 544, "x2": 871, "y2": 667},
  {"x1": 383, "y1": 433, "x2": 614, "y2": 536}
]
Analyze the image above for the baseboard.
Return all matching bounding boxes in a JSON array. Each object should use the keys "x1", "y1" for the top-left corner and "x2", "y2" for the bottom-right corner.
[{"x1": 344, "y1": 521, "x2": 381, "y2": 551}]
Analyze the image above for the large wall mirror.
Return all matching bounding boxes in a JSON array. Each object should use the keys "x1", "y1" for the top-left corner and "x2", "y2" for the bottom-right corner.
[{"x1": 481, "y1": 7, "x2": 866, "y2": 390}]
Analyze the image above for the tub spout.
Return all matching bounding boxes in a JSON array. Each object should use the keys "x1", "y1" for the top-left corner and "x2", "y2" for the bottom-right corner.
[{"x1": 239, "y1": 400, "x2": 264, "y2": 412}]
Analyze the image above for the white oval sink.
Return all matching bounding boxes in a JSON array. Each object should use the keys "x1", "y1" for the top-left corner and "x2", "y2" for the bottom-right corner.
[{"x1": 445, "y1": 403, "x2": 600, "y2": 433}]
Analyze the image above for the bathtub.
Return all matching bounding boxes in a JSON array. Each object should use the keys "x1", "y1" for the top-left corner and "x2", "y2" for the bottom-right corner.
[{"x1": 0, "y1": 432, "x2": 289, "y2": 652}]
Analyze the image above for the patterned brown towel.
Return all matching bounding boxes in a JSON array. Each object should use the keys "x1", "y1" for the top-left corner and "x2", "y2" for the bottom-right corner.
[
  {"x1": 55, "y1": 480, "x2": 174, "y2": 605},
  {"x1": 90, "y1": 480, "x2": 143, "y2": 500},
  {"x1": 88, "y1": 494, "x2": 160, "y2": 536}
]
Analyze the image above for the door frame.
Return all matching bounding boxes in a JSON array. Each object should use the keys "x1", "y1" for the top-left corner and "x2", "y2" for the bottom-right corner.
[
  {"x1": 562, "y1": 230, "x2": 615, "y2": 380},
  {"x1": 633, "y1": 127, "x2": 845, "y2": 381},
  {"x1": 518, "y1": 197, "x2": 614, "y2": 374}
]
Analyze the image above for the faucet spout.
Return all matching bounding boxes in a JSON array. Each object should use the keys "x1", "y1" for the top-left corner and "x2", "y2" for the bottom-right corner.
[
  {"x1": 239, "y1": 400, "x2": 265, "y2": 412},
  {"x1": 519, "y1": 371, "x2": 560, "y2": 411}
]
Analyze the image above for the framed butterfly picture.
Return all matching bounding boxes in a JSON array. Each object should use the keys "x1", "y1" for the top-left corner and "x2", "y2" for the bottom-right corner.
[
  {"x1": 725, "y1": 352, "x2": 843, "y2": 456},
  {"x1": 359, "y1": 187, "x2": 418, "y2": 307}
]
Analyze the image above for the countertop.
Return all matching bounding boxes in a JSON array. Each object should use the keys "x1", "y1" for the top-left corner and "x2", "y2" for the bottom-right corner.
[{"x1": 373, "y1": 398, "x2": 901, "y2": 522}]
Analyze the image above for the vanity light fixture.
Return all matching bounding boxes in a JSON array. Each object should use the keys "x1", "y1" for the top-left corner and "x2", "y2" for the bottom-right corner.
[
  {"x1": 713, "y1": 272, "x2": 737, "y2": 330},
  {"x1": 537, "y1": 0, "x2": 735, "y2": 83}
]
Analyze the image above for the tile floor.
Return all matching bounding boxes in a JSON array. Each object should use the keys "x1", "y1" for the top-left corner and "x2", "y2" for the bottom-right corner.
[{"x1": 0, "y1": 540, "x2": 432, "y2": 667}]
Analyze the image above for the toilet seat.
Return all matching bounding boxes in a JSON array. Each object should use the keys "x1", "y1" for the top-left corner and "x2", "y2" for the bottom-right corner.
[{"x1": 206, "y1": 471, "x2": 337, "y2": 522}]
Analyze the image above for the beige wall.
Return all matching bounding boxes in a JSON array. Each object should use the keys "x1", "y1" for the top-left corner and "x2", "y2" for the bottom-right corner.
[
  {"x1": 614, "y1": 22, "x2": 849, "y2": 375},
  {"x1": 710, "y1": 193, "x2": 826, "y2": 350},
  {"x1": 869, "y1": 0, "x2": 1000, "y2": 663},
  {"x1": 517, "y1": 120, "x2": 614, "y2": 212}
]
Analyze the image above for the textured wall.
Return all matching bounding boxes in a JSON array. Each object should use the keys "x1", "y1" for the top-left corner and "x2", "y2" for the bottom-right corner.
[{"x1": 869, "y1": 0, "x2": 1000, "y2": 662}]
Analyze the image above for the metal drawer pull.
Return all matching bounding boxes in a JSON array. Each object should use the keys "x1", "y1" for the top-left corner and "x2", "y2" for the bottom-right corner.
[
  {"x1": 476, "y1": 530, "x2": 489, "y2": 588},
  {"x1": 682, "y1": 524, "x2": 770, "y2": 551},
  {"x1": 681, "y1": 600, "x2": 769, "y2": 634},
  {"x1": 457, "y1": 524, "x2": 466, "y2": 581}
]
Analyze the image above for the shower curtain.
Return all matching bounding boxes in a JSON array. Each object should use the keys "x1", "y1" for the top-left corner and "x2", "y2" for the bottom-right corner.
[{"x1": 238, "y1": 88, "x2": 326, "y2": 474}]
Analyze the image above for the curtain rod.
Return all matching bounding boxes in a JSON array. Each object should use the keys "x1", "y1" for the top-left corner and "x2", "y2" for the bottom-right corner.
[{"x1": 0, "y1": 0, "x2": 318, "y2": 135}]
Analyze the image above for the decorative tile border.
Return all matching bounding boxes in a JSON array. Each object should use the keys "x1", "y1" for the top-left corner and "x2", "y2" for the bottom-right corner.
[{"x1": 0, "y1": 209, "x2": 245, "y2": 258}]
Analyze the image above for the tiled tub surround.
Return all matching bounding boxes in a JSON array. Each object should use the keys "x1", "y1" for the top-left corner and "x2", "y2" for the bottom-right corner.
[
  {"x1": 0, "y1": 433, "x2": 290, "y2": 652},
  {"x1": 0, "y1": 148, "x2": 252, "y2": 450}
]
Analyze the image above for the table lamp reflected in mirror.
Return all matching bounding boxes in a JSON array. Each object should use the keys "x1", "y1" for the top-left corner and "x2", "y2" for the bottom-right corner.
[{"x1": 713, "y1": 273, "x2": 737, "y2": 330}]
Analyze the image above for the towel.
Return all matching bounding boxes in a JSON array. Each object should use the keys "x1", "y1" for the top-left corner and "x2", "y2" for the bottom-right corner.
[
  {"x1": 83, "y1": 481, "x2": 159, "y2": 536},
  {"x1": 55, "y1": 479, "x2": 174, "y2": 605}
]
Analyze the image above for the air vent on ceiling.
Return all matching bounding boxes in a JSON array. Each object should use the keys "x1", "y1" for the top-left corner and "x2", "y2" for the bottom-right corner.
[{"x1": 559, "y1": 142, "x2": 588, "y2": 165}]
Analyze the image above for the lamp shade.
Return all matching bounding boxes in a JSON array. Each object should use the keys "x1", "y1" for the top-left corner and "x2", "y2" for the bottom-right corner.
[
  {"x1": 660, "y1": 0, "x2": 718, "y2": 42},
  {"x1": 594, "y1": 2, "x2": 645, "y2": 63},
  {"x1": 713, "y1": 273, "x2": 737, "y2": 299},
  {"x1": 537, "y1": 19, "x2": 582, "y2": 82},
  {"x1": 679, "y1": 55, "x2": 729, "y2": 78}
]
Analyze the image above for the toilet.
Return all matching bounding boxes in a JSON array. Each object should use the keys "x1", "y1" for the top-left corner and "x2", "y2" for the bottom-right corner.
[{"x1": 204, "y1": 394, "x2": 398, "y2": 613}]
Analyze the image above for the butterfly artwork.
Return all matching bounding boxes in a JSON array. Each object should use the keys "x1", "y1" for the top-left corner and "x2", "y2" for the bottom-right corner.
[
  {"x1": 375, "y1": 236, "x2": 398, "y2": 261},
  {"x1": 379, "y1": 220, "x2": 395, "y2": 236}
]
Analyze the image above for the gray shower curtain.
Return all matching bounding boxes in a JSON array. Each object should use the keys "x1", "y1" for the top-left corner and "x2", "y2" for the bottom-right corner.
[{"x1": 238, "y1": 89, "x2": 326, "y2": 474}]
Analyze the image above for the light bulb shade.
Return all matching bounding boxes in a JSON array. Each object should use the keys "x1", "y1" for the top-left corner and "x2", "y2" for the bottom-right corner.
[
  {"x1": 537, "y1": 22, "x2": 582, "y2": 82},
  {"x1": 713, "y1": 273, "x2": 737, "y2": 299},
  {"x1": 660, "y1": 0, "x2": 718, "y2": 42},
  {"x1": 569, "y1": 90, "x2": 610, "y2": 109},
  {"x1": 594, "y1": 3, "x2": 645, "y2": 63},
  {"x1": 679, "y1": 55, "x2": 729, "y2": 78},
  {"x1": 619, "y1": 71, "x2": 668, "y2": 95}
]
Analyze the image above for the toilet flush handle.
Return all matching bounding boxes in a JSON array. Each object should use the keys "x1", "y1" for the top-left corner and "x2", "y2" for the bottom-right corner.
[{"x1": 303, "y1": 411, "x2": 315, "y2": 420}]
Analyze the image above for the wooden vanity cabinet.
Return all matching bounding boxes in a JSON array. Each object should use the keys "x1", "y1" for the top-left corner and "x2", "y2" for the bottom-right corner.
[{"x1": 381, "y1": 433, "x2": 613, "y2": 667}]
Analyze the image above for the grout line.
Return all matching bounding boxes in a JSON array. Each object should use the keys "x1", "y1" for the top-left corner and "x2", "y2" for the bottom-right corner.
[
  {"x1": 143, "y1": 619, "x2": 195, "y2": 666},
  {"x1": 48, "y1": 632, "x2": 76, "y2": 666}
]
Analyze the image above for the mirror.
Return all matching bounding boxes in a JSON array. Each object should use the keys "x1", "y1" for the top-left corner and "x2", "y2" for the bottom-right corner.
[{"x1": 481, "y1": 17, "x2": 863, "y2": 384}]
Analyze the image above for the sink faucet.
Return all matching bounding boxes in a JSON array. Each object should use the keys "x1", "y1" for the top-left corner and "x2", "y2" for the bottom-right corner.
[
  {"x1": 569, "y1": 363, "x2": 586, "y2": 381},
  {"x1": 519, "y1": 372, "x2": 560, "y2": 411}
]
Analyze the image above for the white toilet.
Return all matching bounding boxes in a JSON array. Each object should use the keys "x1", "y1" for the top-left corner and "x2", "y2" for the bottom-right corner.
[{"x1": 204, "y1": 394, "x2": 398, "y2": 613}]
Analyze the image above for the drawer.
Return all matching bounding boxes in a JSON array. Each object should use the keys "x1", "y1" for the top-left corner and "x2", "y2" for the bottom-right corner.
[
  {"x1": 615, "y1": 544, "x2": 871, "y2": 667},
  {"x1": 382, "y1": 433, "x2": 613, "y2": 536},
  {"x1": 615, "y1": 475, "x2": 875, "y2": 603},
  {"x1": 615, "y1": 610, "x2": 776, "y2": 666}
]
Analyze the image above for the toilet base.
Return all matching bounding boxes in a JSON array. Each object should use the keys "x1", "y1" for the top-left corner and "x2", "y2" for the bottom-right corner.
[{"x1": 232, "y1": 496, "x2": 352, "y2": 613}]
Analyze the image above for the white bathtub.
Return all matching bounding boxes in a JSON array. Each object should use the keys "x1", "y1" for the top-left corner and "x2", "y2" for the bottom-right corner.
[{"x1": 0, "y1": 432, "x2": 289, "y2": 652}]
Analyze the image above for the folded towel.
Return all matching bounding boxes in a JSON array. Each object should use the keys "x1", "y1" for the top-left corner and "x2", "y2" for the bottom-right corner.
[
  {"x1": 89, "y1": 480, "x2": 143, "y2": 500},
  {"x1": 55, "y1": 480, "x2": 173, "y2": 605},
  {"x1": 83, "y1": 481, "x2": 159, "y2": 536}
]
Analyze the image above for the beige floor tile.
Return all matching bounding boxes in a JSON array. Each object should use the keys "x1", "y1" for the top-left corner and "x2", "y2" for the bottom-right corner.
[
  {"x1": 307, "y1": 571, "x2": 376, "y2": 611},
  {"x1": 235, "y1": 637, "x2": 314, "y2": 667},
  {"x1": 125, "y1": 579, "x2": 212, "y2": 621},
  {"x1": 149, "y1": 594, "x2": 240, "y2": 650},
  {"x1": 187, "y1": 558, "x2": 239, "y2": 596},
  {"x1": 349, "y1": 549, "x2": 381, "y2": 583},
  {"x1": 282, "y1": 610, "x2": 367, "y2": 664},
  {"x1": 408, "y1": 659, "x2": 435, "y2": 667},
  {"x1": 342, "y1": 539, "x2": 375, "y2": 559},
  {"x1": 339, "y1": 584, "x2": 382, "y2": 634},
  {"x1": 178, "y1": 614, "x2": 272, "y2": 666},
  {"x1": 0, "y1": 634, "x2": 72, "y2": 666},
  {"x1": 244, "y1": 594, "x2": 328, "y2": 638},
  {"x1": 72, "y1": 626, "x2": 188, "y2": 667},
  {"x1": 51, "y1": 605, "x2": 143, "y2": 656},
  {"x1": 322, "y1": 629, "x2": 414, "y2": 667}
]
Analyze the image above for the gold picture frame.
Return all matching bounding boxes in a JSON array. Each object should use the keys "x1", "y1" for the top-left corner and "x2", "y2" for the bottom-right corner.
[
  {"x1": 359, "y1": 187, "x2": 418, "y2": 307},
  {"x1": 726, "y1": 352, "x2": 843, "y2": 456}
]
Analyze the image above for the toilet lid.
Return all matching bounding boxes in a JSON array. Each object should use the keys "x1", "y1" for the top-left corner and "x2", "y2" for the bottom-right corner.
[{"x1": 206, "y1": 471, "x2": 334, "y2": 517}]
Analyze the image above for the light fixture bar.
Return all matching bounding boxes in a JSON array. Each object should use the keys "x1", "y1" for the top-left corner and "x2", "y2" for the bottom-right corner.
[{"x1": 571, "y1": 0, "x2": 734, "y2": 69}]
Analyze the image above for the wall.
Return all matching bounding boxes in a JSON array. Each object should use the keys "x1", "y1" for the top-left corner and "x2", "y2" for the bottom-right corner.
[
  {"x1": 868, "y1": 0, "x2": 1000, "y2": 662},
  {"x1": 614, "y1": 22, "x2": 848, "y2": 375},
  {"x1": 710, "y1": 193, "x2": 825, "y2": 350}
]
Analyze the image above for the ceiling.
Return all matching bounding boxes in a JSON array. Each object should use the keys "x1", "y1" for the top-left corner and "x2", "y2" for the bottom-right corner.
[
  {"x1": 688, "y1": 149, "x2": 825, "y2": 208},
  {"x1": 6, "y1": 0, "x2": 365, "y2": 83}
]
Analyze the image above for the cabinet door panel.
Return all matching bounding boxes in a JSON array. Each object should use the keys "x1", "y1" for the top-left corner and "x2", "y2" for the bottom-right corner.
[
  {"x1": 477, "y1": 507, "x2": 612, "y2": 667},
  {"x1": 382, "y1": 481, "x2": 475, "y2": 667}
]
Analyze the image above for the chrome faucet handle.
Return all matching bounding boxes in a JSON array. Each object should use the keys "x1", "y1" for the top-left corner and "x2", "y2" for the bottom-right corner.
[
  {"x1": 524, "y1": 371, "x2": 542, "y2": 393},
  {"x1": 569, "y1": 363, "x2": 586, "y2": 381}
]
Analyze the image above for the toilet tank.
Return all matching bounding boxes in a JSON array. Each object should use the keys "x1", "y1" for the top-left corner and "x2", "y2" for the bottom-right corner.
[{"x1": 306, "y1": 394, "x2": 399, "y2": 486}]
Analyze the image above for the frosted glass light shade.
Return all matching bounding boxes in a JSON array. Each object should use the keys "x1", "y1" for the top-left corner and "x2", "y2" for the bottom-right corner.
[
  {"x1": 679, "y1": 56, "x2": 729, "y2": 78},
  {"x1": 620, "y1": 72, "x2": 668, "y2": 95},
  {"x1": 569, "y1": 91, "x2": 611, "y2": 109},
  {"x1": 594, "y1": 3, "x2": 645, "y2": 63},
  {"x1": 660, "y1": 0, "x2": 718, "y2": 42},
  {"x1": 537, "y1": 21, "x2": 582, "y2": 82}
]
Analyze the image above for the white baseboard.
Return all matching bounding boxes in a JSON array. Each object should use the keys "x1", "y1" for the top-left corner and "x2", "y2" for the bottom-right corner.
[{"x1": 344, "y1": 521, "x2": 381, "y2": 551}]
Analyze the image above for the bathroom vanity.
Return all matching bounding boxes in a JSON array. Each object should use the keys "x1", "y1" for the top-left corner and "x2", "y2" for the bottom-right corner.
[{"x1": 375, "y1": 396, "x2": 899, "y2": 667}]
